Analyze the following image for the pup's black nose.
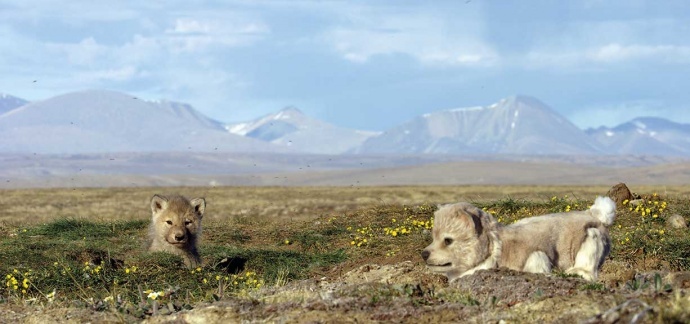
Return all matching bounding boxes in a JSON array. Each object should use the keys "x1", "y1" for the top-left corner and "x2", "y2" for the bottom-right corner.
[
  {"x1": 421, "y1": 250, "x2": 430, "y2": 261},
  {"x1": 174, "y1": 233, "x2": 185, "y2": 241}
]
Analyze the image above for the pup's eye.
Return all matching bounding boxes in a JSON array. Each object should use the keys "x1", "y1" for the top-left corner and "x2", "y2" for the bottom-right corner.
[
  {"x1": 165, "y1": 220, "x2": 173, "y2": 225},
  {"x1": 184, "y1": 220, "x2": 192, "y2": 226},
  {"x1": 444, "y1": 238, "x2": 453, "y2": 246}
]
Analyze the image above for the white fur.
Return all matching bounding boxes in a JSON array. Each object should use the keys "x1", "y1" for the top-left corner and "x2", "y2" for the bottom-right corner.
[
  {"x1": 523, "y1": 251, "x2": 552, "y2": 274},
  {"x1": 590, "y1": 196, "x2": 616, "y2": 226},
  {"x1": 565, "y1": 228, "x2": 605, "y2": 281}
]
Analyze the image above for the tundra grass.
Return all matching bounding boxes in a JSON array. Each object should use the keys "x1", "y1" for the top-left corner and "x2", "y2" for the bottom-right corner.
[{"x1": 0, "y1": 186, "x2": 689, "y2": 321}]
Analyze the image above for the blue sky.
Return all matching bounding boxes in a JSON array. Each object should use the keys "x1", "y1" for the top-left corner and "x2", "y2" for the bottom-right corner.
[{"x1": 1, "y1": 0, "x2": 689, "y2": 131}]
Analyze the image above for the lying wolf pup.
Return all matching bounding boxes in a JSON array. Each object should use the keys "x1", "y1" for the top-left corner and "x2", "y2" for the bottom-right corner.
[
  {"x1": 148, "y1": 194, "x2": 206, "y2": 268},
  {"x1": 422, "y1": 196, "x2": 616, "y2": 282}
]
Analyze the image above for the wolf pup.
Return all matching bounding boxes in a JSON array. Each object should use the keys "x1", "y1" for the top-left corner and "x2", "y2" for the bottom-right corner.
[
  {"x1": 422, "y1": 196, "x2": 616, "y2": 282},
  {"x1": 148, "y1": 194, "x2": 206, "y2": 268}
]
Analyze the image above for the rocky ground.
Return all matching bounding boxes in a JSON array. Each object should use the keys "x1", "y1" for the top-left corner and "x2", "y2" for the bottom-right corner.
[
  {"x1": 138, "y1": 263, "x2": 689, "y2": 323},
  {"x1": 2, "y1": 262, "x2": 690, "y2": 323}
]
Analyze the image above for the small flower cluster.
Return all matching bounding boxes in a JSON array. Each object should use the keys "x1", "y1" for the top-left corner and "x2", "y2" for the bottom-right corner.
[
  {"x1": 383, "y1": 215, "x2": 433, "y2": 238},
  {"x1": 415, "y1": 203, "x2": 435, "y2": 213},
  {"x1": 409, "y1": 218, "x2": 433, "y2": 231},
  {"x1": 550, "y1": 194, "x2": 570, "y2": 202},
  {"x1": 623, "y1": 193, "x2": 667, "y2": 221},
  {"x1": 648, "y1": 228, "x2": 666, "y2": 241},
  {"x1": 617, "y1": 227, "x2": 668, "y2": 246},
  {"x1": 563, "y1": 202, "x2": 580, "y2": 212},
  {"x1": 4, "y1": 269, "x2": 31, "y2": 294},
  {"x1": 4, "y1": 273, "x2": 18, "y2": 291},
  {"x1": 615, "y1": 193, "x2": 671, "y2": 247},
  {"x1": 346, "y1": 205, "x2": 435, "y2": 248},
  {"x1": 350, "y1": 226, "x2": 373, "y2": 247},
  {"x1": 550, "y1": 195, "x2": 581, "y2": 213},
  {"x1": 383, "y1": 227, "x2": 405, "y2": 237},
  {"x1": 618, "y1": 228, "x2": 637, "y2": 245},
  {"x1": 385, "y1": 248, "x2": 399, "y2": 257},
  {"x1": 46, "y1": 290, "x2": 56, "y2": 302},
  {"x1": 145, "y1": 289, "x2": 166, "y2": 300},
  {"x1": 230, "y1": 271, "x2": 263, "y2": 290},
  {"x1": 124, "y1": 266, "x2": 138, "y2": 274},
  {"x1": 83, "y1": 261, "x2": 103, "y2": 275},
  {"x1": 190, "y1": 267, "x2": 264, "y2": 292}
]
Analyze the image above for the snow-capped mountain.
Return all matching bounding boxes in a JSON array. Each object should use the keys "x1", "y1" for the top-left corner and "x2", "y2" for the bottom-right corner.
[
  {"x1": 226, "y1": 106, "x2": 379, "y2": 154},
  {"x1": 0, "y1": 93, "x2": 28, "y2": 115},
  {"x1": 0, "y1": 89, "x2": 279, "y2": 154},
  {"x1": 355, "y1": 96, "x2": 601, "y2": 155},
  {"x1": 586, "y1": 117, "x2": 690, "y2": 156}
]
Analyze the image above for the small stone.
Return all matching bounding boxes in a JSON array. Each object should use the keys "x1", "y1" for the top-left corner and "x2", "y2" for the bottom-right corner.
[
  {"x1": 606, "y1": 183, "x2": 633, "y2": 207},
  {"x1": 668, "y1": 214, "x2": 688, "y2": 229}
]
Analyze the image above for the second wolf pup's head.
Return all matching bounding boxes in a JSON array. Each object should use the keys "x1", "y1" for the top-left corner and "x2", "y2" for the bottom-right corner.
[
  {"x1": 421, "y1": 202, "x2": 497, "y2": 280},
  {"x1": 150, "y1": 194, "x2": 205, "y2": 248}
]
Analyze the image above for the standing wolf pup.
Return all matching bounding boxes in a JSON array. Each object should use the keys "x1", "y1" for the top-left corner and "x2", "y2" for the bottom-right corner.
[
  {"x1": 422, "y1": 196, "x2": 616, "y2": 282},
  {"x1": 148, "y1": 194, "x2": 206, "y2": 268}
]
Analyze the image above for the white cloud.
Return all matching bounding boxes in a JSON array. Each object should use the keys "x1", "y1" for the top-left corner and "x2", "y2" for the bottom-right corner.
[
  {"x1": 76, "y1": 66, "x2": 144, "y2": 83},
  {"x1": 522, "y1": 15, "x2": 690, "y2": 70},
  {"x1": 169, "y1": 18, "x2": 212, "y2": 34},
  {"x1": 588, "y1": 43, "x2": 690, "y2": 63},
  {"x1": 163, "y1": 17, "x2": 270, "y2": 52},
  {"x1": 526, "y1": 43, "x2": 690, "y2": 70},
  {"x1": 323, "y1": 6, "x2": 498, "y2": 67},
  {"x1": 329, "y1": 27, "x2": 498, "y2": 66},
  {"x1": 46, "y1": 37, "x2": 109, "y2": 66},
  {"x1": 0, "y1": 0, "x2": 142, "y2": 25}
]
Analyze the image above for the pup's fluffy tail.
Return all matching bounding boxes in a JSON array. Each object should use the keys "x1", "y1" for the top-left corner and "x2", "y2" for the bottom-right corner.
[{"x1": 589, "y1": 196, "x2": 616, "y2": 226}]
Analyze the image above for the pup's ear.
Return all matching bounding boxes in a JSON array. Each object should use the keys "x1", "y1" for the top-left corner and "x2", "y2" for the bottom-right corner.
[
  {"x1": 461, "y1": 204, "x2": 496, "y2": 236},
  {"x1": 151, "y1": 195, "x2": 168, "y2": 214},
  {"x1": 190, "y1": 198, "x2": 206, "y2": 217}
]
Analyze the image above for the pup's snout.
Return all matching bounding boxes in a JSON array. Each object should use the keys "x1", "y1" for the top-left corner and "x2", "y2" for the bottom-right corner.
[
  {"x1": 421, "y1": 250, "x2": 430, "y2": 261},
  {"x1": 174, "y1": 233, "x2": 186, "y2": 242}
]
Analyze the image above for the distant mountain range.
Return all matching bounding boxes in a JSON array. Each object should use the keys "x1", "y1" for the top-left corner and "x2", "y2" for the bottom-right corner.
[
  {"x1": 586, "y1": 117, "x2": 690, "y2": 156},
  {"x1": 0, "y1": 90, "x2": 279, "y2": 154},
  {"x1": 226, "y1": 107, "x2": 379, "y2": 154},
  {"x1": 1, "y1": 89, "x2": 689, "y2": 156}
]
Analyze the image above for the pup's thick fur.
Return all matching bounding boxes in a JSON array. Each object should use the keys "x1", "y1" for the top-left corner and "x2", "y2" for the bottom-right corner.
[
  {"x1": 148, "y1": 194, "x2": 205, "y2": 268},
  {"x1": 422, "y1": 196, "x2": 616, "y2": 282}
]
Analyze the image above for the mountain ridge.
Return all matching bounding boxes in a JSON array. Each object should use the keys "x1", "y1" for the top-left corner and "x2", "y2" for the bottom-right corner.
[
  {"x1": 586, "y1": 117, "x2": 690, "y2": 156},
  {"x1": 355, "y1": 95, "x2": 602, "y2": 155},
  {"x1": 0, "y1": 89, "x2": 280, "y2": 154},
  {"x1": 226, "y1": 106, "x2": 379, "y2": 154},
  {"x1": 1, "y1": 90, "x2": 689, "y2": 157},
  {"x1": 0, "y1": 93, "x2": 29, "y2": 115}
]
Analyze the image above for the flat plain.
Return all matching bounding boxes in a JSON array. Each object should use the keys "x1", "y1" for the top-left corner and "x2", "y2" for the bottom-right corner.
[{"x1": 1, "y1": 184, "x2": 690, "y2": 323}]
